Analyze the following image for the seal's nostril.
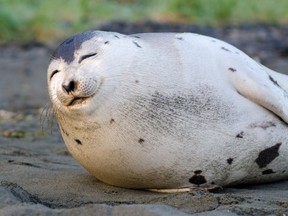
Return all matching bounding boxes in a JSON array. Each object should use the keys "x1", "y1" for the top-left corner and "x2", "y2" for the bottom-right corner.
[{"x1": 62, "y1": 80, "x2": 75, "y2": 93}]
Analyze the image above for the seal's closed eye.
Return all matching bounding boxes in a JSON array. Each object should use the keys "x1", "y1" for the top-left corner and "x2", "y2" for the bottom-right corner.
[
  {"x1": 50, "y1": 69, "x2": 59, "y2": 80},
  {"x1": 78, "y1": 53, "x2": 97, "y2": 64}
]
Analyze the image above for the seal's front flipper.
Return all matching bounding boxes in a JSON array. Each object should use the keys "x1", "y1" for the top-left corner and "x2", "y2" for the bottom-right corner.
[{"x1": 228, "y1": 63, "x2": 288, "y2": 124}]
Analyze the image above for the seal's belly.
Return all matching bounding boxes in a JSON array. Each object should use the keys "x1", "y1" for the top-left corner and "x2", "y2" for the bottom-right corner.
[{"x1": 61, "y1": 84, "x2": 288, "y2": 189}]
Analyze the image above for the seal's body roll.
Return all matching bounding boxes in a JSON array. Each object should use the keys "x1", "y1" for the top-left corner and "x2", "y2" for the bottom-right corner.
[{"x1": 48, "y1": 31, "x2": 288, "y2": 190}]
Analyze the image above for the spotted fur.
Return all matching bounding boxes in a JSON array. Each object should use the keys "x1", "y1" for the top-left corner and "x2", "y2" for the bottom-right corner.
[
  {"x1": 255, "y1": 143, "x2": 281, "y2": 168},
  {"x1": 47, "y1": 30, "x2": 288, "y2": 190}
]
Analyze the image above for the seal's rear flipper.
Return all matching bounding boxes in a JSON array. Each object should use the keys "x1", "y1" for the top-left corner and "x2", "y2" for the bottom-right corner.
[{"x1": 228, "y1": 63, "x2": 288, "y2": 124}]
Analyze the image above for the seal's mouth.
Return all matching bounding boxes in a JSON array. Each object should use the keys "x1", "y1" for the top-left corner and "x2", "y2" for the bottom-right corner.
[{"x1": 67, "y1": 96, "x2": 92, "y2": 107}]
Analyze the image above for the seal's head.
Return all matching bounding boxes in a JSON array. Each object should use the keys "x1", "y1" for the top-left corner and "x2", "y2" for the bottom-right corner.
[
  {"x1": 48, "y1": 30, "x2": 132, "y2": 119},
  {"x1": 47, "y1": 31, "x2": 102, "y2": 114}
]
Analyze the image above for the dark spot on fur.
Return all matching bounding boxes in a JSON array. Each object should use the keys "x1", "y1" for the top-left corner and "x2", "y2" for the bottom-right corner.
[
  {"x1": 236, "y1": 131, "x2": 244, "y2": 138},
  {"x1": 65, "y1": 38, "x2": 73, "y2": 44},
  {"x1": 269, "y1": 75, "x2": 281, "y2": 88},
  {"x1": 211, "y1": 181, "x2": 215, "y2": 185},
  {"x1": 176, "y1": 37, "x2": 183, "y2": 40},
  {"x1": 227, "y1": 158, "x2": 234, "y2": 165},
  {"x1": 51, "y1": 31, "x2": 95, "y2": 64},
  {"x1": 268, "y1": 74, "x2": 288, "y2": 95},
  {"x1": 114, "y1": 35, "x2": 120, "y2": 39},
  {"x1": 138, "y1": 138, "x2": 145, "y2": 144},
  {"x1": 255, "y1": 143, "x2": 281, "y2": 168},
  {"x1": 262, "y1": 169, "x2": 275, "y2": 175},
  {"x1": 135, "y1": 80, "x2": 139, "y2": 84},
  {"x1": 249, "y1": 121, "x2": 276, "y2": 130},
  {"x1": 74, "y1": 139, "x2": 82, "y2": 145},
  {"x1": 110, "y1": 118, "x2": 115, "y2": 124},
  {"x1": 221, "y1": 47, "x2": 230, "y2": 52},
  {"x1": 132, "y1": 35, "x2": 140, "y2": 38},
  {"x1": 104, "y1": 41, "x2": 109, "y2": 44},
  {"x1": 228, "y1": 67, "x2": 237, "y2": 72},
  {"x1": 194, "y1": 170, "x2": 202, "y2": 175},
  {"x1": 211, "y1": 39, "x2": 216, "y2": 42},
  {"x1": 189, "y1": 175, "x2": 207, "y2": 185},
  {"x1": 133, "y1": 41, "x2": 141, "y2": 48}
]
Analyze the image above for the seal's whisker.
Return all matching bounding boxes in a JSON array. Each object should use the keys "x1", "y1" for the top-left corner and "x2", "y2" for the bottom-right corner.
[{"x1": 39, "y1": 103, "x2": 56, "y2": 134}]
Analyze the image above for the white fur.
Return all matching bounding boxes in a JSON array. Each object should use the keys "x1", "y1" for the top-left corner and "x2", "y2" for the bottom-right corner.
[{"x1": 48, "y1": 31, "x2": 288, "y2": 189}]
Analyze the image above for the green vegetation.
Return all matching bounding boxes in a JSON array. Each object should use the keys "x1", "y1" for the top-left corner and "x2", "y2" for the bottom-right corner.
[
  {"x1": 1, "y1": 0, "x2": 288, "y2": 44},
  {"x1": 166, "y1": 0, "x2": 288, "y2": 24}
]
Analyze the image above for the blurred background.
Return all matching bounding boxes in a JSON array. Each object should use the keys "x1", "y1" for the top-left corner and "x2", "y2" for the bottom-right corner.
[{"x1": 1, "y1": 0, "x2": 288, "y2": 44}]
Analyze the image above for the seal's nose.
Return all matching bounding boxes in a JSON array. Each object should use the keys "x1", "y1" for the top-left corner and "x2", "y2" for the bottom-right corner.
[{"x1": 62, "y1": 80, "x2": 76, "y2": 93}]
